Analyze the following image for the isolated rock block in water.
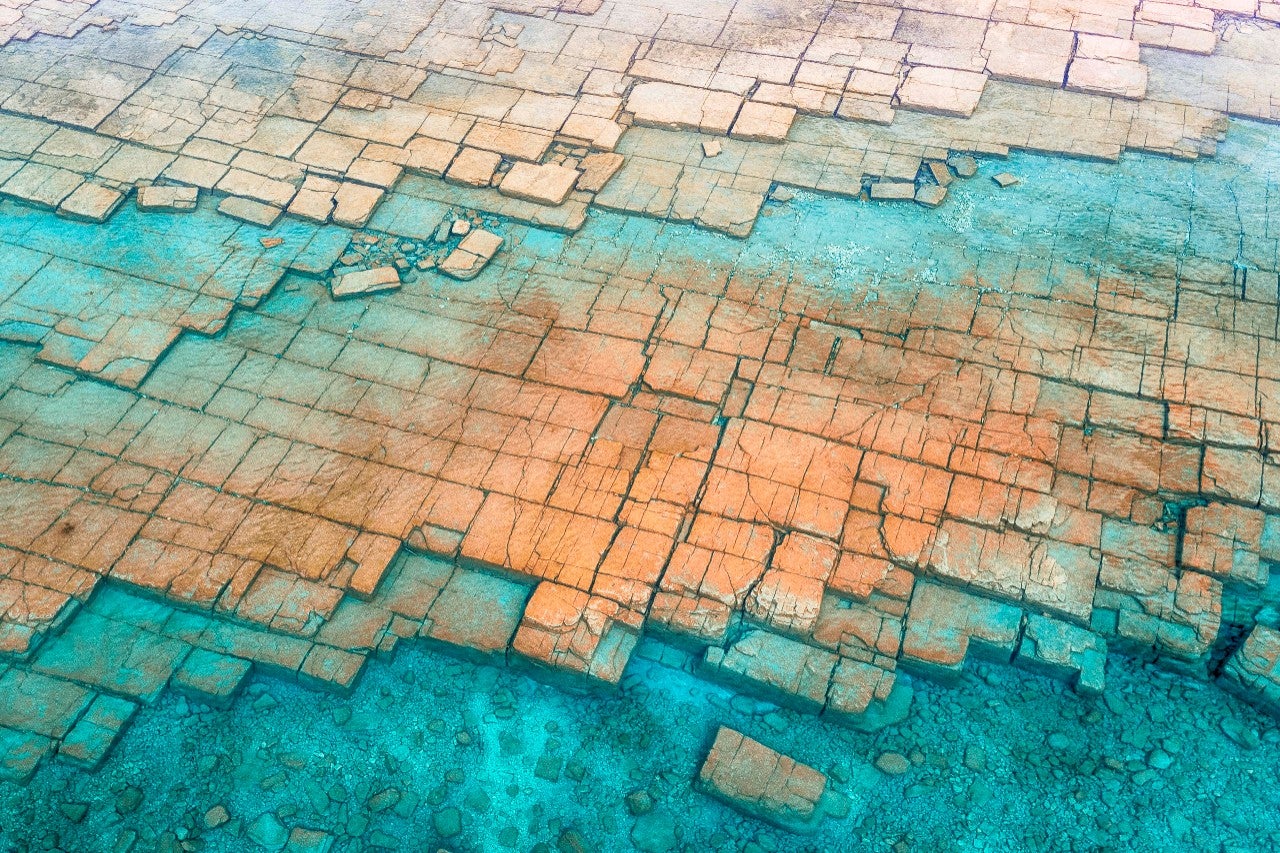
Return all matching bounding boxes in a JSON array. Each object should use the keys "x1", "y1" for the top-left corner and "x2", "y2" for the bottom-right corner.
[
  {"x1": 172, "y1": 648, "x2": 252, "y2": 709},
  {"x1": 696, "y1": 727, "x2": 829, "y2": 833},
  {"x1": 57, "y1": 182, "x2": 124, "y2": 223},
  {"x1": 512, "y1": 581, "x2": 641, "y2": 686},
  {"x1": 825, "y1": 657, "x2": 912, "y2": 732},
  {"x1": 1220, "y1": 625, "x2": 1280, "y2": 715}
]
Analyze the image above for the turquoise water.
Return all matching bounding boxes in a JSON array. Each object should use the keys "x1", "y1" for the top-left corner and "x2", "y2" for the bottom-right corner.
[{"x1": 2, "y1": 121, "x2": 1280, "y2": 851}]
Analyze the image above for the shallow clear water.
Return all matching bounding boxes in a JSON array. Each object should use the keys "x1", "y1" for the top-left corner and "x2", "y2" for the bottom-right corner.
[{"x1": 2, "y1": 121, "x2": 1280, "y2": 852}]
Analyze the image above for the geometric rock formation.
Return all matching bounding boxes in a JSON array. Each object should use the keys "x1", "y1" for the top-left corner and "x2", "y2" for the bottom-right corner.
[
  {"x1": 915, "y1": 184, "x2": 947, "y2": 207},
  {"x1": 627, "y1": 82, "x2": 743, "y2": 134},
  {"x1": 421, "y1": 568, "x2": 532, "y2": 660},
  {"x1": 900, "y1": 583, "x2": 1023, "y2": 683},
  {"x1": 895, "y1": 66, "x2": 987, "y2": 117},
  {"x1": 576, "y1": 152, "x2": 624, "y2": 193},
  {"x1": 511, "y1": 581, "x2": 641, "y2": 686},
  {"x1": 696, "y1": 727, "x2": 829, "y2": 834},
  {"x1": 172, "y1": 649, "x2": 252, "y2": 709},
  {"x1": 825, "y1": 657, "x2": 911, "y2": 732},
  {"x1": 869, "y1": 182, "x2": 916, "y2": 200},
  {"x1": 1015, "y1": 614, "x2": 1108, "y2": 695},
  {"x1": 57, "y1": 182, "x2": 124, "y2": 223},
  {"x1": 444, "y1": 147, "x2": 501, "y2": 188},
  {"x1": 216, "y1": 196, "x2": 283, "y2": 228},
  {"x1": 330, "y1": 266, "x2": 401, "y2": 300},
  {"x1": 744, "y1": 532, "x2": 834, "y2": 637},
  {"x1": 1094, "y1": 520, "x2": 1223, "y2": 669},
  {"x1": 1066, "y1": 36, "x2": 1148, "y2": 100},
  {"x1": 499, "y1": 162, "x2": 580, "y2": 206},
  {"x1": 439, "y1": 229, "x2": 503, "y2": 280},
  {"x1": 701, "y1": 629, "x2": 838, "y2": 715},
  {"x1": 56, "y1": 694, "x2": 136, "y2": 769},
  {"x1": 729, "y1": 102, "x2": 796, "y2": 144},
  {"x1": 137, "y1": 185, "x2": 198, "y2": 211},
  {"x1": 1220, "y1": 624, "x2": 1280, "y2": 716},
  {"x1": 1181, "y1": 503, "x2": 1267, "y2": 589}
]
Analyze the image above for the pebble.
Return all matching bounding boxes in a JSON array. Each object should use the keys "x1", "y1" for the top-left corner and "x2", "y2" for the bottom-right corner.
[
  {"x1": 246, "y1": 812, "x2": 287, "y2": 850},
  {"x1": 875, "y1": 752, "x2": 911, "y2": 775},
  {"x1": 1147, "y1": 749, "x2": 1174, "y2": 770},
  {"x1": 203, "y1": 805, "x2": 230, "y2": 828}
]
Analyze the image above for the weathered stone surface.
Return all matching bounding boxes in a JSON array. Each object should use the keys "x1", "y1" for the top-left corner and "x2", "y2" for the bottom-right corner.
[
  {"x1": 1016, "y1": 614, "x2": 1107, "y2": 695},
  {"x1": 576, "y1": 152, "x2": 624, "y2": 193},
  {"x1": 1221, "y1": 625, "x2": 1280, "y2": 715},
  {"x1": 1181, "y1": 503, "x2": 1267, "y2": 588},
  {"x1": 627, "y1": 82, "x2": 743, "y2": 134},
  {"x1": 499, "y1": 162, "x2": 580, "y2": 206},
  {"x1": 444, "y1": 147, "x2": 501, "y2": 188},
  {"x1": 331, "y1": 266, "x2": 400, "y2": 300},
  {"x1": 915, "y1": 184, "x2": 947, "y2": 207},
  {"x1": 422, "y1": 568, "x2": 532, "y2": 659},
  {"x1": 137, "y1": 185, "x2": 198, "y2": 211},
  {"x1": 901, "y1": 583, "x2": 1023, "y2": 682},
  {"x1": 439, "y1": 229, "x2": 503, "y2": 280},
  {"x1": 216, "y1": 196, "x2": 282, "y2": 228},
  {"x1": 696, "y1": 727, "x2": 829, "y2": 833},
  {"x1": 512, "y1": 581, "x2": 640, "y2": 685},
  {"x1": 57, "y1": 182, "x2": 124, "y2": 223},
  {"x1": 702, "y1": 630, "x2": 838, "y2": 714},
  {"x1": 172, "y1": 649, "x2": 252, "y2": 708},
  {"x1": 729, "y1": 102, "x2": 796, "y2": 144}
]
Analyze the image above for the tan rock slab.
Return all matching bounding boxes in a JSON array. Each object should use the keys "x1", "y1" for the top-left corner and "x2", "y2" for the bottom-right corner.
[
  {"x1": 57, "y1": 182, "x2": 124, "y2": 223},
  {"x1": 697, "y1": 727, "x2": 830, "y2": 833},
  {"x1": 137, "y1": 185, "x2": 198, "y2": 211},
  {"x1": 216, "y1": 196, "x2": 282, "y2": 228},
  {"x1": 1067, "y1": 36, "x2": 1149, "y2": 100},
  {"x1": 498, "y1": 161, "x2": 580, "y2": 206},
  {"x1": 576, "y1": 152, "x2": 624, "y2": 193},
  {"x1": 896, "y1": 66, "x2": 988, "y2": 118},
  {"x1": 331, "y1": 266, "x2": 400, "y2": 300},
  {"x1": 445, "y1": 147, "x2": 501, "y2": 188},
  {"x1": 729, "y1": 101, "x2": 797, "y2": 143},
  {"x1": 627, "y1": 82, "x2": 743, "y2": 134}
]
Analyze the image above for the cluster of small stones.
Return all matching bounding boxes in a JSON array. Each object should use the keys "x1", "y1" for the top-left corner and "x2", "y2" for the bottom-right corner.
[{"x1": 2, "y1": 0, "x2": 1280, "y2": 806}]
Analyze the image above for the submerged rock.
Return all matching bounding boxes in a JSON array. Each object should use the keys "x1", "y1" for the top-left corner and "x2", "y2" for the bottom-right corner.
[
  {"x1": 695, "y1": 726, "x2": 830, "y2": 834},
  {"x1": 330, "y1": 266, "x2": 400, "y2": 299}
]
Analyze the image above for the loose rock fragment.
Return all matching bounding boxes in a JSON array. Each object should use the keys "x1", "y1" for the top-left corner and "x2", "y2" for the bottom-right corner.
[
  {"x1": 696, "y1": 727, "x2": 830, "y2": 833},
  {"x1": 331, "y1": 266, "x2": 400, "y2": 299},
  {"x1": 439, "y1": 229, "x2": 503, "y2": 281},
  {"x1": 992, "y1": 173, "x2": 1021, "y2": 188}
]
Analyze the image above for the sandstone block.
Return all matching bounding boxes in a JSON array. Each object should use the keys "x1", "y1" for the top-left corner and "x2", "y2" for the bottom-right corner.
[
  {"x1": 499, "y1": 162, "x2": 580, "y2": 206},
  {"x1": 697, "y1": 727, "x2": 829, "y2": 833},
  {"x1": 331, "y1": 266, "x2": 400, "y2": 300}
]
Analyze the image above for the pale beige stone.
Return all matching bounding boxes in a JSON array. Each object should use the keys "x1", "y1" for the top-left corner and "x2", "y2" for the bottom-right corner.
[
  {"x1": 498, "y1": 162, "x2": 580, "y2": 206},
  {"x1": 445, "y1": 147, "x2": 501, "y2": 187},
  {"x1": 729, "y1": 101, "x2": 797, "y2": 143}
]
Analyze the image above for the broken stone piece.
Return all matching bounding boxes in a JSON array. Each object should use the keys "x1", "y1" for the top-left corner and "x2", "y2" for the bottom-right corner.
[
  {"x1": 729, "y1": 101, "x2": 796, "y2": 144},
  {"x1": 992, "y1": 173, "x2": 1021, "y2": 188},
  {"x1": 498, "y1": 161, "x2": 580, "y2": 206},
  {"x1": 451, "y1": 218, "x2": 471, "y2": 236},
  {"x1": 947, "y1": 154, "x2": 979, "y2": 177},
  {"x1": 927, "y1": 161, "x2": 953, "y2": 187},
  {"x1": 702, "y1": 139, "x2": 722, "y2": 158},
  {"x1": 696, "y1": 727, "x2": 830, "y2": 833},
  {"x1": 915, "y1": 184, "x2": 948, "y2": 207},
  {"x1": 439, "y1": 229, "x2": 503, "y2": 281},
  {"x1": 137, "y1": 184, "x2": 198, "y2": 211},
  {"x1": 576, "y1": 152, "x2": 624, "y2": 193},
  {"x1": 259, "y1": 237, "x2": 283, "y2": 249},
  {"x1": 331, "y1": 266, "x2": 401, "y2": 299}
]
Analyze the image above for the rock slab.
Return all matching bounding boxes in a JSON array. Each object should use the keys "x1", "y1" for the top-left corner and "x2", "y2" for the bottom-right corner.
[{"x1": 696, "y1": 726, "x2": 829, "y2": 833}]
